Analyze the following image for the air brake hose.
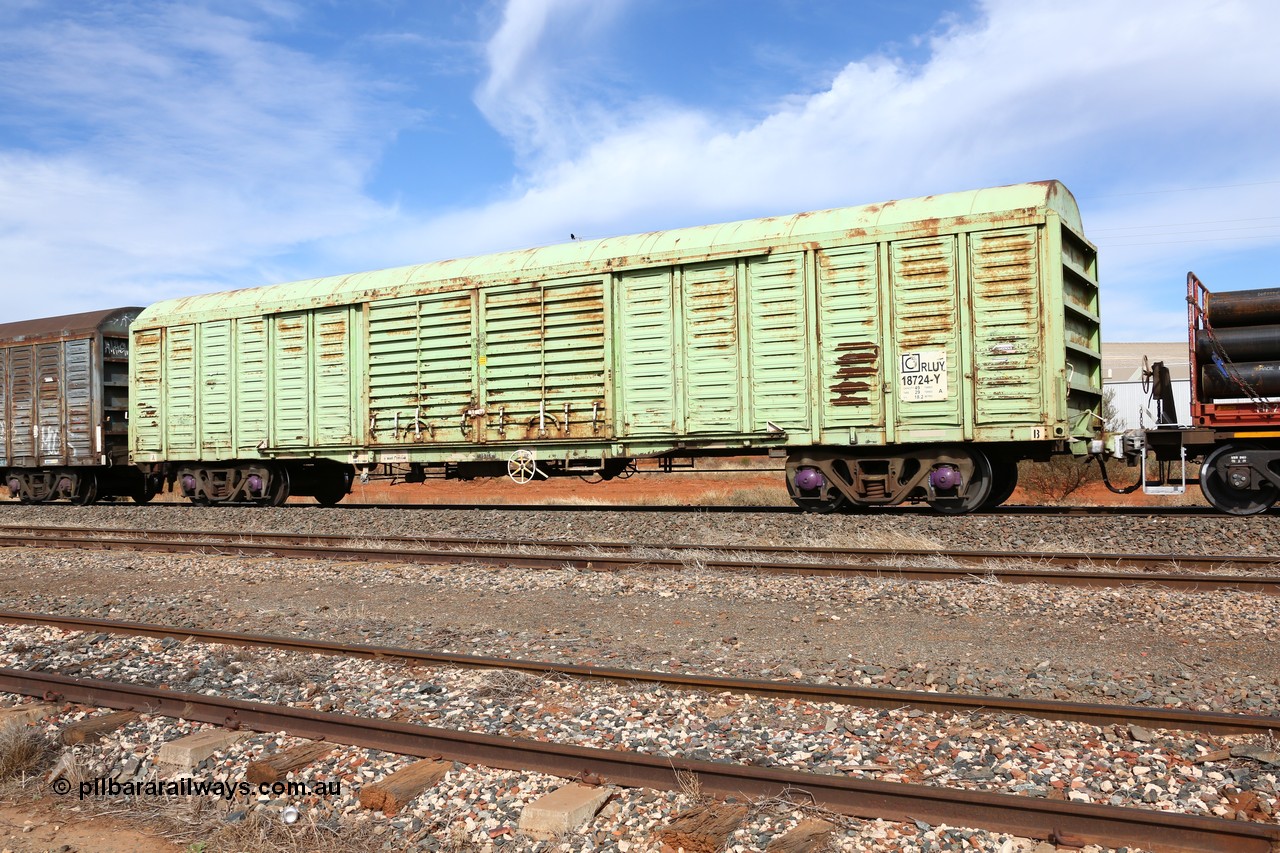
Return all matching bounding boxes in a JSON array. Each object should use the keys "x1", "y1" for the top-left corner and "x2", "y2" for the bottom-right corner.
[{"x1": 1094, "y1": 454, "x2": 1143, "y2": 494}]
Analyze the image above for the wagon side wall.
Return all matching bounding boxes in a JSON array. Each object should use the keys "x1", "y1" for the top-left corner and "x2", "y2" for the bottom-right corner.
[{"x1": 0, "y1": 334, "x2": 102, "y2": 468}]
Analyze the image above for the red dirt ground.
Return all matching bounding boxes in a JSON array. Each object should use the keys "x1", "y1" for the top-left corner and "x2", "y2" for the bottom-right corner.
[
  {"x1": 0, "y1": 459, "x2": 1195, "y2": 508},
  {"x1": 0, "y1": 799, "x2": 180, "y2": 853},
  {"x1": 338, "y1": 470, "x2": 786, "y2": 507},
  {"x1": 327, "y1": 470, "x2": 1204, "y2": 508}
]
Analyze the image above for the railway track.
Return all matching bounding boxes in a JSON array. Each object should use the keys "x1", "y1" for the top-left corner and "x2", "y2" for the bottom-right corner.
[
  {"x1": 0, "y1": 499, "x2": 1254, "y2": 516},
  {"x1": 3, "y1": 523, "x2": 1278, "y2": 593},
  {"x1": 0, "y1": 656, "x2": 1275, "y2": 851},
  {"x1": 3, "y1": 608, "x2": 1277, "y2": 737},
  {"x1": 40, "y1": 523, "x2": 1275, "y2": 572}
]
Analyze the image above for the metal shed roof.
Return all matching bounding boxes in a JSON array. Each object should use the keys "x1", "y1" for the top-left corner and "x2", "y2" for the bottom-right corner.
[
  {"x1": 0, "y1": 308, "x2": 143, "y2": 346},
  {"x1": 138, "y1": 180, "x2": 1085, "y2": 326}
]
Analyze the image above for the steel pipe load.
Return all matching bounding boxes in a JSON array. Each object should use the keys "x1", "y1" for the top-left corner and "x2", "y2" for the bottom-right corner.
[
  {"x1": 1199, "y1": 361, "x2": 1280, "y2": 399},
  {"x1": 1195, "y1": 325, "x2": 1280, "y2": 362},
  {"x1": 1205, "y1": 287, "x2": 1280, "y2": 327}
]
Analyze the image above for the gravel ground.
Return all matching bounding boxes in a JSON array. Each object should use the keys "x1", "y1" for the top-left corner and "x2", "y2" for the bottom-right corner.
[
  {"x1": 9, "y1": 695, "x2": 1077, "y2": 853},
  {"x1": 6, "y1": 624, "x2": 1277, "y2": 820},
  {"x1": 4, "y1": 502, "x2": 1280, "y2": 556},
  {"x1": 0, "y1": 504, "x2": 1277, "y2": 850},
  {"x1": 1, "y1": 547, "x2": 1277, "y2": 714},
  {"x1": 2, "y1": 622, "x2": 1213, "y2": 853}
]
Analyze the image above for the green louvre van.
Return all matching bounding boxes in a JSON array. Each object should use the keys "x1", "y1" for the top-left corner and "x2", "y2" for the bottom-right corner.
[{"x1": 130, "y1": 180, "x2": 1101, "y2": 512}]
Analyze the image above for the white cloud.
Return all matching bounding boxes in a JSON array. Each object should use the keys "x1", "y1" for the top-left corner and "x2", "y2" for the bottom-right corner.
[
  {"x1": 475, "y1": 0, "x2": 635, "y2": 165},
  {"x1": 4, "y1": 0, "x2": 1276, "y2": 344},
  {"x1": 341, "y1": 0, "x2": 1279, "y2": 342},
  {"x1": 0, "y1": 3, "x2": 397, "y2": 319}
]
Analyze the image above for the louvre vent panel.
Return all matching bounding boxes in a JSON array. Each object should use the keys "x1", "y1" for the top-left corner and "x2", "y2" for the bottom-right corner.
[
  {"x1": 681, "y1": 262, "x2": 740, "y2": 433},
  {"x1": 747, "y1": 252, "x2": 810, "y2": 431},
  {"x1": 817, "y1": 245, "x2": 883, "y2": 432},
  {"x1": 971, "y1": 228, "x2": 1044, "y2": 423}
]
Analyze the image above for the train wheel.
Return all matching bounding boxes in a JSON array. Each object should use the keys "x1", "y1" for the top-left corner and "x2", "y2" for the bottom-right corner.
[
  {"x1": 785, "y1": 468, "x2": 847, "y2": 513},
  {"x1": 313, "y1": 486, "x2": 345, "y2": 506},
  {"x1": 314, "y1": 467, "x2": 353, "y2": 507},
  {"x1": 71, "y1": 474, "x2": 98, "y2": 506},
  {"x1": 132, "y1": 479, "x2": 159, "y2": 504},
  {"x1": 927, "y1": 448, "x2": 993, "y2": 515},
  {"x1": 980, "y1": 457, "x2": 1019, "y2": 510},
  {"x1": 592, "y1": 458, "x2": 636, "y2": 482},
  {"x1": 1200, "y1": 443, "x2": 1279, "y2": 515},
  {"x1": 262, "y1": 466, "x2": 291, "y2": 507}
]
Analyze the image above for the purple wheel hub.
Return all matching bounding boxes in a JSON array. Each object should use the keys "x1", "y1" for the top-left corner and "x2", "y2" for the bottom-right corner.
[
  {"x1": 930, "y1": 466, "x2": 962, "y2": 491},
  {"x1": 246, "y1": 474, "x2": 264, "y2": 495},
  {"x1": 794, "y1": 466, "x2": 826, "y2": 491},
  {"x1": 180, "y1": 474, "x2": 197, "y2": 495},
  {"x1": 5, "y1": 478, "x2": 19, "y2": 495}
]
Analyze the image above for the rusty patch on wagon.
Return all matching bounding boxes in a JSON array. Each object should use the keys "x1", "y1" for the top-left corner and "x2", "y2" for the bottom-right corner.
[{"x1": 830, "y1": 341, "x2": 879, "y2": 406}]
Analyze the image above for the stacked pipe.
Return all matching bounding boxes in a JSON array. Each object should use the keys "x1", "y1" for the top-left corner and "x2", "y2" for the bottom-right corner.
[{"x1": 1197, "y1": 287, "x2": 1280, "y2": 399}]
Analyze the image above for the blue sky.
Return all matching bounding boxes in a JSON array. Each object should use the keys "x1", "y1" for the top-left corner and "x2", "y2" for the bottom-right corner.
[{"x1": 1, "y1": 0, "x2": 1277, "y2": 341}]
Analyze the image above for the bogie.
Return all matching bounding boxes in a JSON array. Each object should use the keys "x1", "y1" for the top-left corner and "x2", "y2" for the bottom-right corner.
[
  {"x1": 1, "y1": 468, "x2": 120, "y2": 504},
  {"x1": 786, "y1": 446, "x2": 999, "y2": 514},
  {"x1": 1198, "y1": 443, "x2": 1280, "y2": 515},
  {"x1": 165, "y1": 460, "x2": 352, "y2": 507},
  {"x1": 173, "y1": 463, "x2": 285, "y2": 506}
]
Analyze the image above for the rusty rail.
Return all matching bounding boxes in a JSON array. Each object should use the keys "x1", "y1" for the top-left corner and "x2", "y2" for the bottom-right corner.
[
  {"x1": 1, "y1": 609, "x2": 1276, "y2": 737},
  {"x1": 1, "y1": 526, "x2": 1278, "y2": 594},
  {"x1": 3, "y1": 523, "x2": 1275, "y2": 573},
  {"x1": 0, "y1": 668, "x2": 1273, "y2": 852}
]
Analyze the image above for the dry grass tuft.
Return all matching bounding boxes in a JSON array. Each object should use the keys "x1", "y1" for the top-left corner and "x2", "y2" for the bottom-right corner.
[
  {"x1": 749, "y1": 785, "x2": 860, "y2": 832},
  {"x1": 528, "y1": 483, "x2": 792, "y2": 508},
  {"x1": 0, "y1": 743, "x2": 382, "y2": 853},
  {"x1": 59, "y1": 793, "x2": 385, "y2": 852},
  {"x1": 684, "y1": 484, "x2": 792, "y2": 507},
  {"x1": 673, "y1": 767, "x2": 709, "y2": 804},
  {"x1": 1017, "y1": 456, "x2": 1093, "y2": 502},
  {"x1": 194, "y1": 810, "x2": 387, "y2": 853},
  {"x1": 472, "y1": 668, "x2": 545, "y2": 701},
  {"x1": 797, "y1": 528, "x2": 945, "y2": 551},
  {"x1": 0, "y1": 724, "x2": 55, "y2": 781},
  {"x1": 265, "y1": 662, "x2": 320, "y2": 686},
  {"x1": 441, "y1": 825, "x2": 487, "y2": 851}
]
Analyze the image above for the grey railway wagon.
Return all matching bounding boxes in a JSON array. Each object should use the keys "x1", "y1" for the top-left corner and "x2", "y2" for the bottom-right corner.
[{"x1": 0, "y1": 308, "x2": 149, "y2": 503}]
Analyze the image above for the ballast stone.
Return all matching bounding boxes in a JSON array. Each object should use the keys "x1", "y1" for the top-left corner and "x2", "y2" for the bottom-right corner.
[{"x1": 518, "y1": 783, "x2": 611, "y2": 839}]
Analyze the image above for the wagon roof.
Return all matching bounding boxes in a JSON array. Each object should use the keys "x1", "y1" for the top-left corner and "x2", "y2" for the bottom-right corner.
[
  {"x1": 137, "y1": 180, "x2": 1084, "y2": 325},
  {"x1": 0, "y1": 307, "x2": 144, "y2": 345}
]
